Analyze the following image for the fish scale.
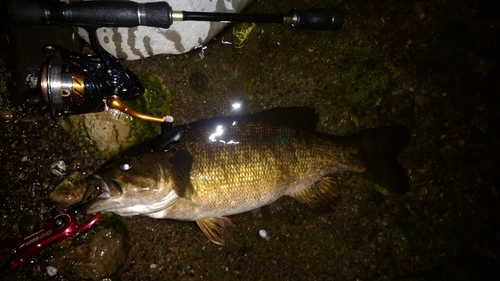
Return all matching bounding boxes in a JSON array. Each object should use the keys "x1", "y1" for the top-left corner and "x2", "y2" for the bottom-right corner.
[{"x1": 184, "y1": 121, "x2": 348, "y2": 215}]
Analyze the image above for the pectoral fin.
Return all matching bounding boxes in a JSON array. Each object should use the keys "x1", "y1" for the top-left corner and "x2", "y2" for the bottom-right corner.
[
  {"x1": 170, "y1": 148, "x2": 194, "y2": 199},
  {"x1": 289, "y1": 176, "x2": 341, "y2": 214},
  {"x1": 196, "y1": 217, "x2": 232, "y2": 245}
]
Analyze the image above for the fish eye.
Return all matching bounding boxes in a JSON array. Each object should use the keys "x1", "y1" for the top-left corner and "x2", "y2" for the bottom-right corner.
[{"x1": 120, "y1": 163, "x2": 131, "y2": 171}]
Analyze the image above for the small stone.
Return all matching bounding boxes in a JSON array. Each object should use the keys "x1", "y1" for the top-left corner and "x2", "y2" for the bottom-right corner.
[
  {"x1": 50, "y1": 160, "x2": 68, "y2": 177},
  {"x1": 0, "y1": 109, "x2": 13, "y2": 120},
  {"x1": 259, "y1": 229, "x2": 267, "y2": 239},
  {"x1": 189, "y1": 72, "x2": 208, "y2": 92},
  {"x1": 150, "y1": 264, "x2": 157, "y2": 269},
  {"x1": 414, "y1": 95, "x2": 426, "y2": 107},
  {"x1": 46, "y1": 266, "x2": 57, "y2": 276}
]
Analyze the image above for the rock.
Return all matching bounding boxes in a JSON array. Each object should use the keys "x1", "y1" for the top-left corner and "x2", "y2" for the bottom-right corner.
[
  {"x1": 59, "y1": 109, "x2": 134, "y2": 159},
  {"x1": 56, "y1": 226, "x2": 128, "y2": 280},
  {"x1": 75, "y1": 0, "x2": 253, "y2": 60},
  {"x1": 49, "y1": 171, "x2": 87, "y2": 207}
]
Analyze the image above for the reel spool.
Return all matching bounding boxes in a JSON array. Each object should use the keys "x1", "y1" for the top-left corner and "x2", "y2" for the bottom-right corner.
[{"x1": 39, "y1": 45, "x2": 105, "y2": 117}]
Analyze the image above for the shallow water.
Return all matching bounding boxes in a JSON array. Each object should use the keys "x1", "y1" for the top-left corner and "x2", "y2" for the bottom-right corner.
[{"x1": 1, "y1": 0, "x2": 499, "y2": 280}]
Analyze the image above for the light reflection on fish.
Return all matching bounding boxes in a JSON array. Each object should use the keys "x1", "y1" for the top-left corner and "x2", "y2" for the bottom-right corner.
[{"x1": 83, "y1": 107, "x2": 410, "y2": 245}]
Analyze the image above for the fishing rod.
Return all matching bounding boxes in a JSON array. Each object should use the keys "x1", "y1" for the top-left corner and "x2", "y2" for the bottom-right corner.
[
  {"x1": 8, "y1": 0, "x2": 345, "y2": 120},
  {"x1": 9, "y1": 0, "x2": 344, "y2": 30}
]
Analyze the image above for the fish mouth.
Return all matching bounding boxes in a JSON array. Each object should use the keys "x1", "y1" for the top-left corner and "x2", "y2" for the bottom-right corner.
[{"x1": 83, "y1": 174, "x2": 123, "y2": 214}]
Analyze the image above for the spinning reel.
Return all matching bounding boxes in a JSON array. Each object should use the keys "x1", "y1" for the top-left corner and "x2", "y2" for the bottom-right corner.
[
  {"x1": 38, "y1": 32, "x2": 150, "y2": 120},
  {"x1": 9, "y1": 0, "x2": 344, "y2": 121}
]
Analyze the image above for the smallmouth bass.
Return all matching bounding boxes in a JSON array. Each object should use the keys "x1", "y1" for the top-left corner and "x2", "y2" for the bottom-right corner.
[{"x1": 83, "y1": 107, "x2": 410, "y2": 245}]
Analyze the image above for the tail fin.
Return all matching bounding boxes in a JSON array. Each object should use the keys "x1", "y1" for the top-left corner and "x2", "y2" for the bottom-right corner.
[{"x1": 352, "y1": 126, "x2": 411, "y2": 194}]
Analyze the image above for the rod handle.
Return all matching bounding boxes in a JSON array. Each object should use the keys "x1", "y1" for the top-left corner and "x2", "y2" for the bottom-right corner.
[
  {"x1": 8, "y1": 0, "x2": 173, "y2": 28},
  {"x1": 290, "y1": 9, "x2": 345, "y2": 30}
]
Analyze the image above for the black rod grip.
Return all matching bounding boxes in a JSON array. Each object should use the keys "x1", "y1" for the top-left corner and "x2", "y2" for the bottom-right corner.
[
  {"x1": 291, "y1": 9, "x2": 345, "y2": 30},
  {"x1": 8, "y1": 0, "x2": 44, "y2": 24},
  {"x1": 8, "y1": 0, "x2": 173, "y2": 28}
]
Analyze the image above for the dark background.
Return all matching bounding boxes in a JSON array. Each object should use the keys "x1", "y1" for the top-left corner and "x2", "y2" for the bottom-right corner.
[{"x1": 1, "y1": 0, "x2": 499, "y2": 280}]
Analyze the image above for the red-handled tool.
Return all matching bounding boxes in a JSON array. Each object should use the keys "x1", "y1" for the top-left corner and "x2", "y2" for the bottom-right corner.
[{"x1": 0, "y1": 210, "x2": 100, "y2": 279}]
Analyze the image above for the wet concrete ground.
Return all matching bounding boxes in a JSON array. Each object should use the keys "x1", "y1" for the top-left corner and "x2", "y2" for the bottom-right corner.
[{"x1": 1, "y1": 0, "x2": 500, "y2": 280}]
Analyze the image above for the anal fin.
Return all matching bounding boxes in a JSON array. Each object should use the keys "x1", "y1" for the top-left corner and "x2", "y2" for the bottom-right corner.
[
  {"x1": 289, "y1": 177, "x2": 341, "y2": 214},
  {"x1": 196, "y1": 217, "x2": 233, "y2": 245}
]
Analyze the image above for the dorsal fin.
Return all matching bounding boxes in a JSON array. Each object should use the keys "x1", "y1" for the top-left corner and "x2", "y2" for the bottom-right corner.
[
  {"x1": 289, "y1": 176, "x2": 341, "y2": 214},
  {"x1": 188, "y1": 107, "x2": 319, "y2": 133},
  {"x1": 170, "y1": 148, "x2": 194, "y2": 199}
]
